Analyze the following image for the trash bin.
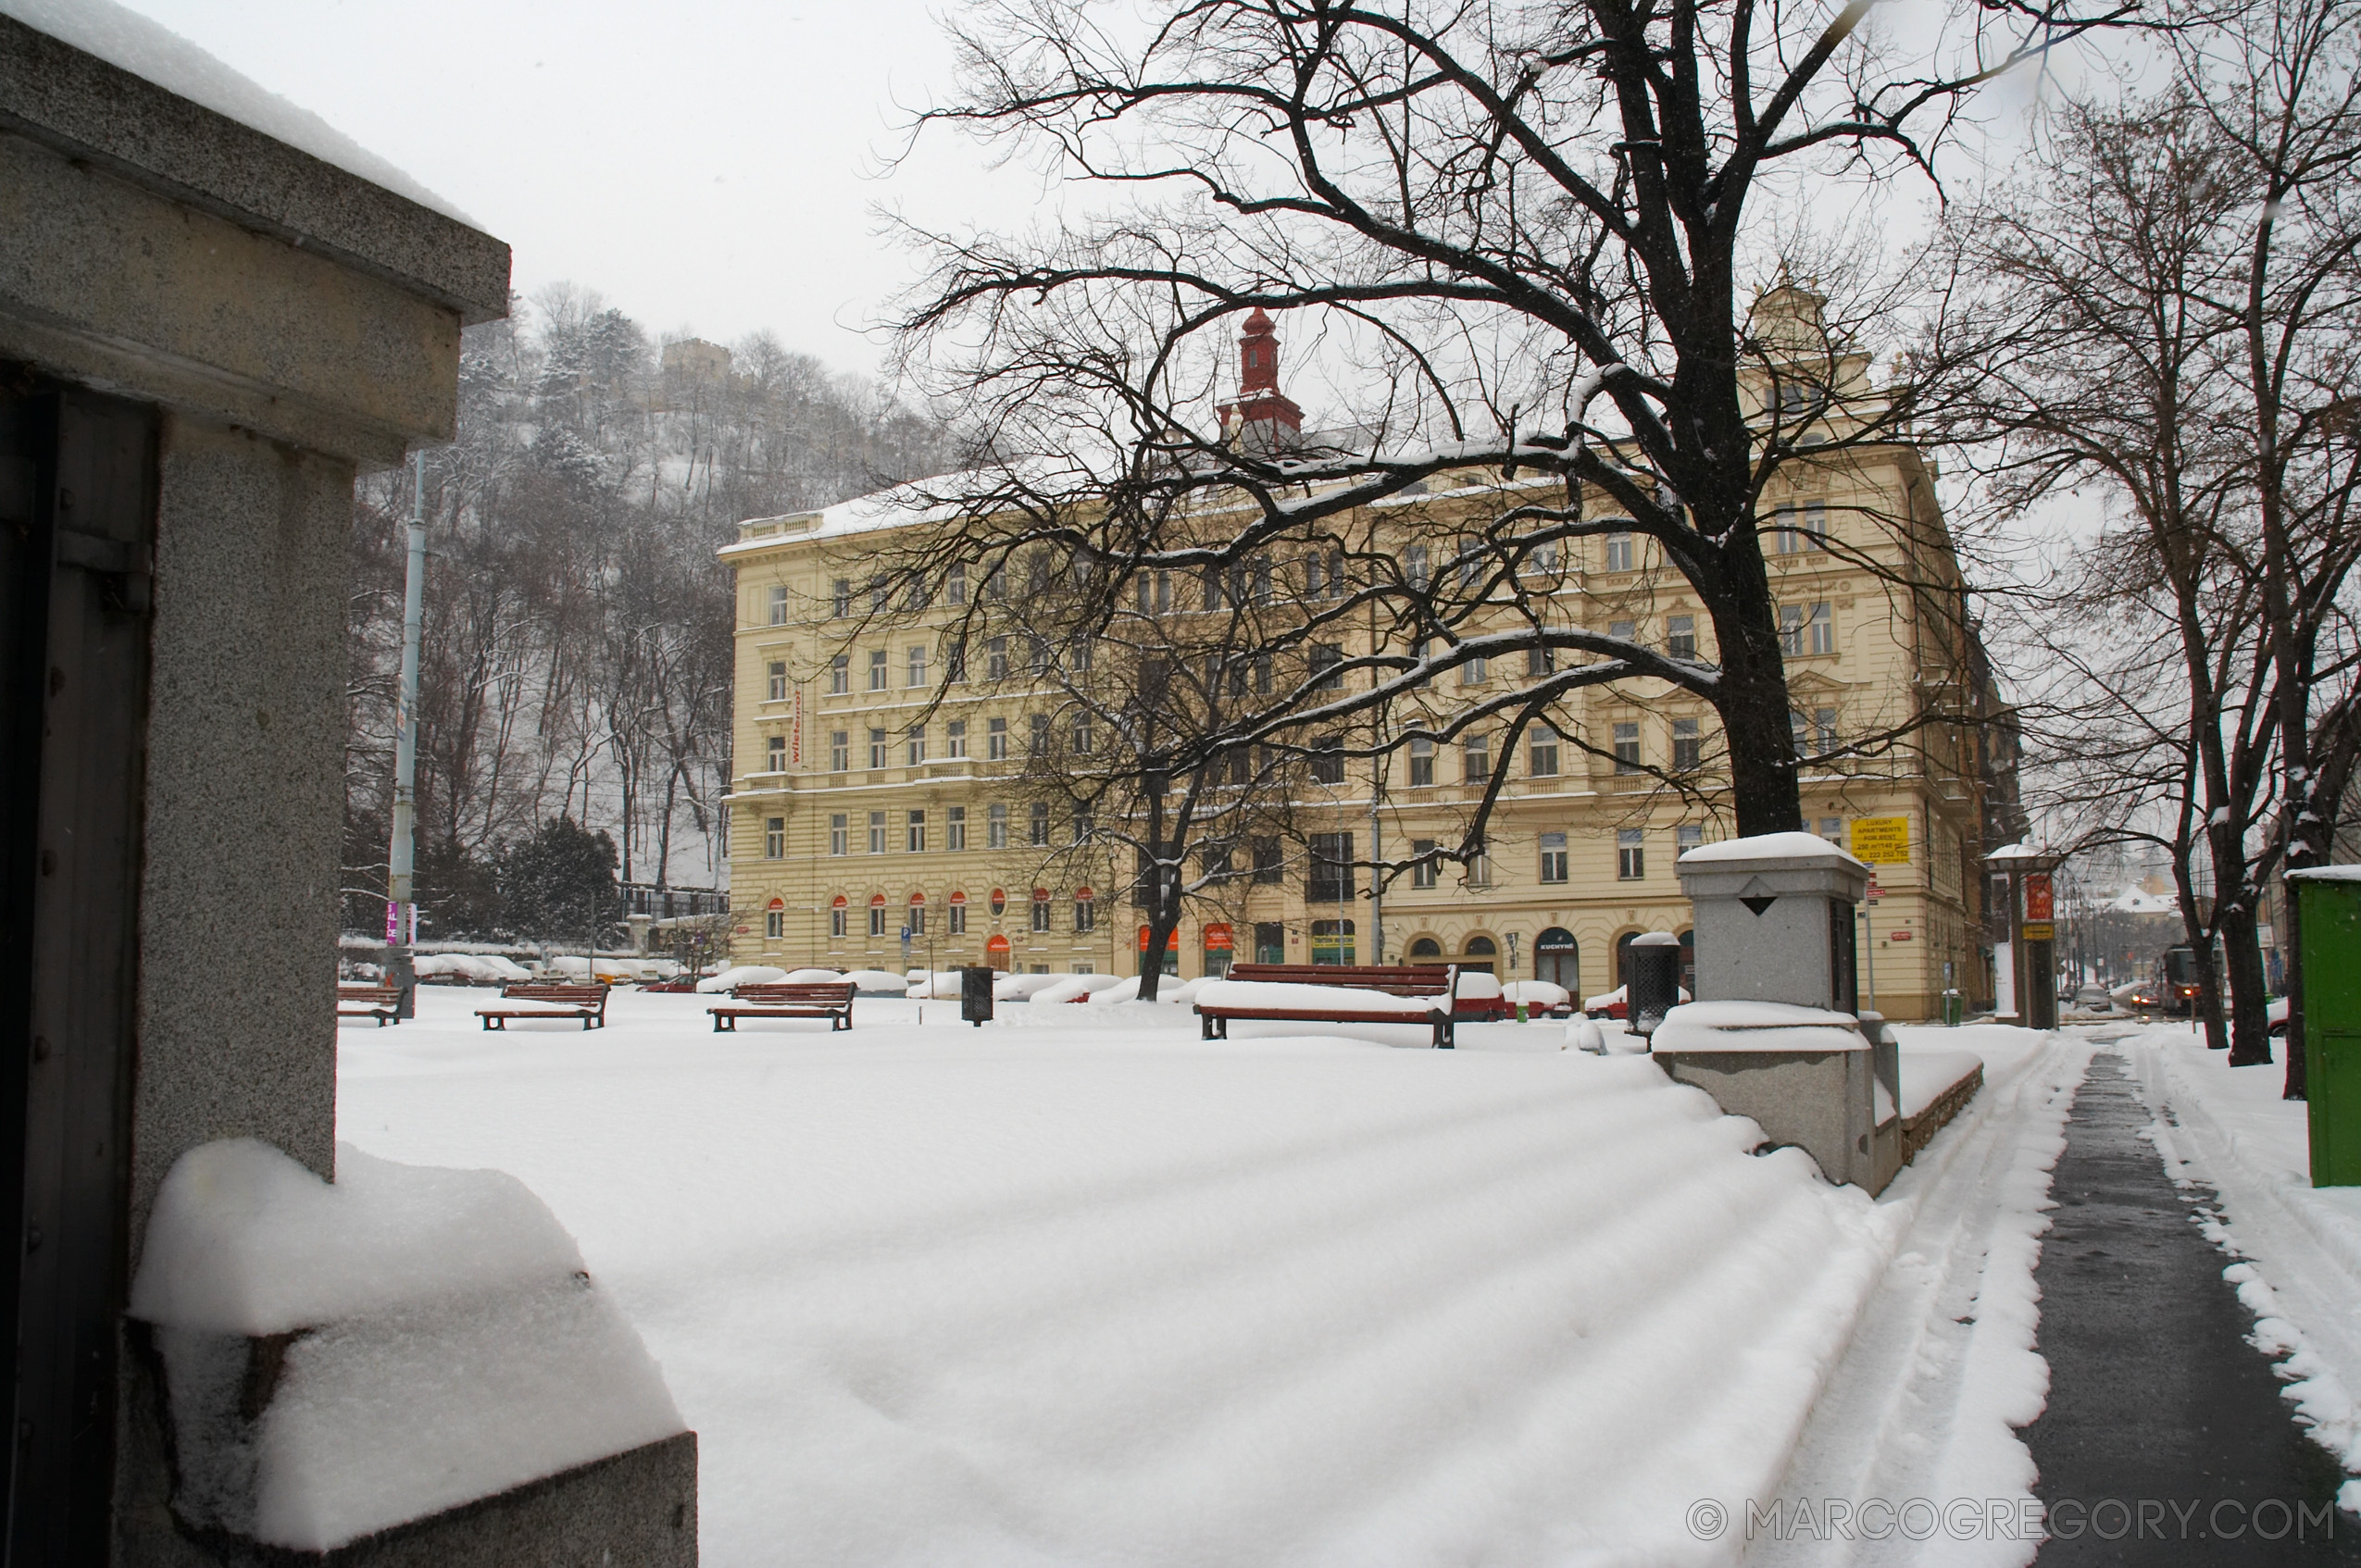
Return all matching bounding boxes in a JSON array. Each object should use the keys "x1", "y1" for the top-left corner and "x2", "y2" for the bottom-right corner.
[
  {"x1": 961, "y1": 965, "x2": 995, "y2": 1027},
  {"x1": 2291, "y1": 869, "x2": 2361, "y2": 1186},
  {"x1": 1941, "y1": 989, "x2": 1964, "y2": 1028},
  {"x1": 1626, "y1": 932, "x2": 1682, "y2": 1038}
]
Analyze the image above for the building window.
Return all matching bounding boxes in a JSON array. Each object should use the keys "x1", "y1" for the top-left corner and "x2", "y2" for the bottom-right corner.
[
  {"x1": 947, "y1": 564, "x2": 968, "y2": 605},
  {"x1": 830, "y1": 903, "x2": 846, "y2": 938},
  {"x1": 909, "y1": 903, "x2": 926, "y2": 936},
  {"x1": 1464, "y1": 733, "x2": 1490, "y2": 784},
  {"x1": 946, "y1": 639, "x2": 968, "y2": 683},
  {"x1": 830, "y1": 814, "x2": 847, "y2": 856},
  {"x1": 764, "y1": 816, "x2": 786, "y2": 859},
  {"x1": 763, "y1": 907, "x2": 784, "y2": 940},
  {"x1": 1072, "y1": 716, "x2": 1093, "y2": 755},
  {"x1": 1530, "y1": 728, "x2": 1560, "y2": 778},
  {"x1": 1672, "y1": 717, "x2": 1702, "y2": 772},
  {"x1": 767, "y1": 584, "x2": 789, "y2": 625},
  {"x1": 987, "y1": 637, "x2": 1009, "y2": 680},
  {"x1": 1031, "y1": 890, "x2": 1052, "y2": 932},
  {"x1": 1029, "y1": 714, "x2": 1051, "y2": 756},
  {"x1": 1310, "y1": 643, "x2": 1344, "y2": 690},
  {"x1": 1411, "y1": 839, "x2": 1438, "y2": 890},
  {"x1": 1139, "y1": 570, "x2": 1171, "y2": 613},
  {"x1": 1071, "y1": 808, "x2": 1092, "y2": 845},
  {"x1": 831, "y1": 654, "x2": 849, "y2": 694},
  {"x1": 1605, "y1": 532, "x2": 1634, "y2": 572},
  {"x1": 988, "y1": 717, "x2": 1008, "y2": 761},
  {"x1": 908, "y1": 646, "x2": 928, "y2": 688},
  {"x1": 907, "y1": 726, "x2": 927, "y2": 766},
  {"x1": 947, "y1": 805, "x2": 967, "y2": 851},
  {"x1": 1608, "y1": 618, "x2": 1637, "y2": 644},
  {"x1": 1405, "y1": 545, "x2": 1430, "y2": 589},
  {"x1": 1678, "y1": 824, "x2": 1705, "y2": 859},
  {"x1": 1809, "y1": 602, "x2": 1834, "y2": 655},
  {"x1": 868, "y1": 649, "x2": 888, "y2": 691},
  {"x1": 988, "y1": 803, "x2": 1008, "y2": 849},
  {"x1": 1308, "y1": 833, "x2": 1355, "y2": 902},
  {"x1": 907, "y1": 810, "x2": 927, "y2": 852},
  {"x1": 1668, "y1": 615, "x2": 1696, "y2": 658},
  {"x1": 944, "y1": 720, "x2": 967, "y2": 758},
  {"x1": 766, "y1": 734, "x2": 786, "y2": 772},
  {"x1": 1539, "y1": 831, "x2": 1568, "y2": 884},
  {"x1": 1074, "y1": 893, "x2": 1094, "y2": 933},
  {"x1": 1311, "y1": 739, "x2": 1344, "y2": 785},
  {"x1": 1815, "y1": 705, "x2": 1838, "y2": 749},
  {"x1": 1408, "y1": 735, "x2": 1435, "y2": 787},
  {"x1": 1526, "y1": 644, "x2": 1555, "y2": 676},
  {"x1": 864, "y1": 810, "x2": 888, "y2": 854},
  {"x1": 1773, "y1": 504, "x2": 1804, "y2": 555},
  {"x1": 948, "y1": 900, "x2": 967, "y2": 934},
  {"x1": 1254, "y1": 656, "x2": 1273, "y2": 695},
  {"x1": 1030, "y1": 802, "x2": 1050, "y2": 847},
  {"x1": 1780, "y1": 604, "x2": 1805, "y2": 656},
  {"x1": 767, "y1": 661, "x2": 787, "y2": 702},
  {"x1": 1252, "y1": 839, "x2": 1283, "y2": 884},
  {"x1": 831, "y1": 579, "x2": 852, "y2": 617},
  {"x1": 869, "y1": 902, "x2": 888, "y2": 938},
  {"x1": 829, "y1": 730, "x2": 849, "y2": 773},
  {"x1": 1614, "y1": 722, "x2": 1641, "y2": 773},
  {"x1": 1029, "y1": 636, "x2": 1052, "y2": 678},
  {"x1": 1818, "y1": 816, "x2": 1843, "y2": 840},
  {"x1": 1618, "y1": 828, "x2": 1645, "y2": 881},
  {"x1": 1461, "y1": 655, "x2": 1488, "y2": 685},
  {"x1": 872, "y1": 577, "x2": 890, "y2": 614},
  {"x1": 868, "y1": 728, "x2": 887, "y2": 769}
]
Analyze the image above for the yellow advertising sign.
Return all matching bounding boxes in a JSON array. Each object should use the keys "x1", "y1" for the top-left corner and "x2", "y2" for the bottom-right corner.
[
  {"x1": 2020, "y1": 922, "x2": 2056, "y2": 942},
  {"x1": 1849, "y1": 815, "x2": 1911, "y2": 865}
]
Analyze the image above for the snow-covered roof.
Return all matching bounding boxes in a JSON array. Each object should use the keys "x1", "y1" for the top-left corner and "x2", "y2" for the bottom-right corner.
[
  {"x1": 1676, "y1": 830, "x2": 1865, "y2": 870},
  {"x1": 1, "y1": 0, "x2": 468, "y2": 223},
  {"x1": 2286, "y1": 865, "x2": 2361, "y2": 883}
]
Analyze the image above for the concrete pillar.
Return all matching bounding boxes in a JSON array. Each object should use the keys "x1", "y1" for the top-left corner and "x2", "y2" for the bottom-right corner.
[{"x1": 0, "y1": 17, "x2": 694, "y2": 1562}]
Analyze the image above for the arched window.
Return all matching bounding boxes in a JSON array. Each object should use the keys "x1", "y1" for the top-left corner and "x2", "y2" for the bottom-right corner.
[
  {"x1": 1460, "y1": 934, "x2": 1497, "y2": 975},
  {"x1": 1407, "y1": 937, "x2": 1443, "y2": 959},
  {"x1": 868, "y1": 893, "x2": 889, "y2": 939},
  {"x1": 829, "y1": 893, "x2": 848, "y2": 940}
]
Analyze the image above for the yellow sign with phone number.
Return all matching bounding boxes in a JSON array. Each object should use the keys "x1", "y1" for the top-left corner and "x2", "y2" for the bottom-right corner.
[{"x1": 1849, "y1": 815, "x2": 1911, "y2": 865}]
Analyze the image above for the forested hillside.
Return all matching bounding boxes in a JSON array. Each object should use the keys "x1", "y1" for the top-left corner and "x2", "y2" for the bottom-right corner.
[{"x1": 341, "y1": 285, "x2": 953, "y2": 940}]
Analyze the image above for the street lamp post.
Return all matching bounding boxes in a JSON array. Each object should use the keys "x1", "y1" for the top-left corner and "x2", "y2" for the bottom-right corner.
[{"x1": 386, "y1": 451, "x2": 427, "y2": 1018}]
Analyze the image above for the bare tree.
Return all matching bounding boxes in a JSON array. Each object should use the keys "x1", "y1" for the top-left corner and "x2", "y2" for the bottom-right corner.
[{"x1": 877, "y1": 0, "x2": 2133, "y2": 852}]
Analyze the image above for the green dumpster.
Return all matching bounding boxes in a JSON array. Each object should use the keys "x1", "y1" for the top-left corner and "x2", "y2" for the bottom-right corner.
[
  {"x1": 1941, "y1": 989, "x2": 1964, "y2": 1027},
  {"x1": 2289, "y1": 868, "x2": 2361, "y2": 1187}
]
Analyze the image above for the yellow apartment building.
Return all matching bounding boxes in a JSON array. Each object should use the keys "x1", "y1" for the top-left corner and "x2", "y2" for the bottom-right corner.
[{"x1": 718, "y1": 293, "x2": 1997, "y2": 1018}]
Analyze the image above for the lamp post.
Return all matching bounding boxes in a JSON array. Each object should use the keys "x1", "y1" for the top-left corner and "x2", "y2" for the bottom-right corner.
[{"x1": 385, "y1": 451, "x2": 426, "y2": 1017}]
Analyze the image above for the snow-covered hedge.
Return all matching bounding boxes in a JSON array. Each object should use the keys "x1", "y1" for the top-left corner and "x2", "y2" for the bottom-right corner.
[{"x1": 696, "y1": 965, "x2": 788, "y2": 994}]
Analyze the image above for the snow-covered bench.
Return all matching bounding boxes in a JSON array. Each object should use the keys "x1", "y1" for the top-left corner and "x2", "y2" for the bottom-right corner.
[
  {"x1": 476, "y1": 982, "x2": 609, "y2": 1031},
  {"x1": 1194, "y1": 964, "x2": 1467, "y2": 1048},
  {"x1": 708, "y1": 981, "x2": 856, "y2": 1033},
  {"x1": 336, "y1": 983, "x2": 402, "y2": 1026}
]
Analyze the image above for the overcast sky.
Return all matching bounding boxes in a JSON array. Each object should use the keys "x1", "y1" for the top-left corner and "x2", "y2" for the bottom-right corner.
[{"x1": 118, "y1": 0, "x2": 1056, "y2": 376}]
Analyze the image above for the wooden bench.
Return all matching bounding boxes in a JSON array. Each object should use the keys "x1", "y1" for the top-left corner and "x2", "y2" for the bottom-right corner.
[
  {"x1": 1196, "y1": 963, "x2": 1465, "y2": 1048},
  {"x1": 337, "y1": 983, "x2": 402, "y2": 1026},
  {"x1": 709, "y1": 981, "x2": 856, "y2": 1033},
  {"x1": 477, "y1": 982, "x2": 609, "y2": 1030}
]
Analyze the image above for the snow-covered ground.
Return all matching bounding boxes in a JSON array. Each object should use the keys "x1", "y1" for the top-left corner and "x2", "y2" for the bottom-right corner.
[
  {"x1": 336, "y1": 989, "x2": 2042, "y2": 1565},
  {"x1": 2116, "y1": 1023, "x2": 2361, "y2": 1512}
]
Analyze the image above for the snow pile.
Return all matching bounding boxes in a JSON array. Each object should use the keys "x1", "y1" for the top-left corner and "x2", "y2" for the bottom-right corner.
[
  {"x1": 1652, "y1": 1000, "x2": 1867, "y2": 1053},
  {"x1": 412, "y1": 953, "x2": 524, "y2": 986},
  {"x1": 129, "y1": 1140, "x2": 681, "y2": 1551},
  {"x1": 696, "y1": 965, "x2": 789, "y2": 994},
  {"x1": 843, "y1": 969, "x2": 910, "y2": 994},
  {"x1": 906, "y1": 971, "x2": 969, "y2": 1000},
  {"x1": 0, "y1": 0, "x2": 472, "y2": 221},
  {"x1": 1676, "y1": 830, "x2": 1864, "y2": 869},
  {"x1": 1502, "y1": 980, "x2": 1569, "y2": 1011},
  {"x1": 1454, "y1": 970, "x2": 1504, "y2": 1001},
  {"x1": 1193, "y1": 979, "x2": 1443, "y2": 1015},
  {"x1": 341, "y1": 988, "x2": 1900, "y2": 1565},
  {"x1": 783, "y1": 968, "x2": 845, "y2": 984},
  {"x1": 993, "y1": 972, "x2": 1072, "y2": 1001},
  {"x1": 1029, "y1": 974, "x2": 1126, "y2": 1005}
]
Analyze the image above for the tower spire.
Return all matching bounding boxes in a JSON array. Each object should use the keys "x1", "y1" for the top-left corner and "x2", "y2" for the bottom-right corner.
[{"x1": 1218, "y1": 307, "x2": 1303, "y2": 453}]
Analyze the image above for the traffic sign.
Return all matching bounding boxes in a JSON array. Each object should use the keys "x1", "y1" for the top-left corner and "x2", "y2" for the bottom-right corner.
[{"x1": 2020, "y1": 921, "x2": 2055, "y2": 941}]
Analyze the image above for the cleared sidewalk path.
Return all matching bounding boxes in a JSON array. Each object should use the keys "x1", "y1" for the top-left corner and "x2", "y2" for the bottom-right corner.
[{"x1": 2024, "y1": 1052, "x2": 2360, "y2": 1563}]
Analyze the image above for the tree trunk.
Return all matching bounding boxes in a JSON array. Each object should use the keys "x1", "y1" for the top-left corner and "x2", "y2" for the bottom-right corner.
[
  {"x1": 1713, "y1": 621, "x2": 1805, "y2": 838},
  {"x1": 2218, "y1": 899, "x2": 2272, "y2": 1065}
]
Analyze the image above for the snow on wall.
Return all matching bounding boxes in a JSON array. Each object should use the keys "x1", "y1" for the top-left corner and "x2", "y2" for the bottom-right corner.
[
  {"x1": 1, "y1": 0, "x2": 471, "y2": 222},
  {"x1": 131, "y1": 1140, "x2": 682, "y2": 1551}
]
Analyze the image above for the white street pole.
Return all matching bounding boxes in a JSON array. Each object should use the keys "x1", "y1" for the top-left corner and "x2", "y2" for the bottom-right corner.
[{"x1": 387, "y1": 451, "x2": 427, "y2": 1017}]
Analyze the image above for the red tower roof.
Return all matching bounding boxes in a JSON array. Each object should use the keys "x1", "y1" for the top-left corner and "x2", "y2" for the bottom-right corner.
[{"x1": 1220, "y1": 307, "x2": 1302, "y2": 447}]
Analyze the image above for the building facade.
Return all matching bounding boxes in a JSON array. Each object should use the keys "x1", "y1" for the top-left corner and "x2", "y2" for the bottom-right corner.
[{"x1": 721, "y1": 298, "x2": 2000, "y2": 1019}]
